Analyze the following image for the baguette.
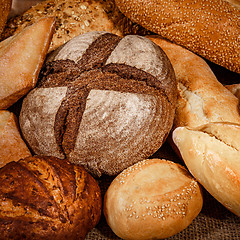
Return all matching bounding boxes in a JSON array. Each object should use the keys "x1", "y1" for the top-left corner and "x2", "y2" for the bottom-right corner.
[{"x1": 116, "y1": 0, "x2": 240, "y2": 73}]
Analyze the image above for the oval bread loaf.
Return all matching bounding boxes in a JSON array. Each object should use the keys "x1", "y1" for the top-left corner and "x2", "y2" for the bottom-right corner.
[
  {"x1": 173, "y1": 122, "x2": 240, "y2": 216},
  {"x1": 103, "y1": 158, "x2": 203, "y2": 240},
  {"x1": 115, "y1": 0, "x2": 240, "y2": 73},
  {"x1": 0, "y1": 155, "x2": 102, "y2": 239},
  {"x1": 19, "y1": 31, "x2": 177, "y2": 177}
]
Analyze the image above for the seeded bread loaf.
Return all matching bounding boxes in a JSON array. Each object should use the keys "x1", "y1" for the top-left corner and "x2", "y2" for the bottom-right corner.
[
  {"x1": 104, "y1": 158, "x2": 203, "y2": 240},
  {"x1": 2, "y1": 0, "x2": 150, "y2": 53},
  {"x1": 0, "y1": 155, "x2": 102, "y2": 239},
  {"x1": 0, "y1": 110, "x2": 31, "y2": 167},
  {"x1": 115, "y1": 0, "x2": 240, "y2": 73},
  {"x1": 19, "y1": 31, "x2": 177, "y2": 177}
]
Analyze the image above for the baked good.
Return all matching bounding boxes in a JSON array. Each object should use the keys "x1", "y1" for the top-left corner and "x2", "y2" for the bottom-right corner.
[
  {"x1": 0, "y1": 155, "x2": 102, "y2": 239},
  {"x1": 173, "y1": 122, "x2": 240, "y2": 216},
  {"x1": 2, "y1": 0, "x2": 150, "y2": 53},
  {"x1": 225, "y1": 84, "x2": 240, "y2": 100},
  {"x1": 223, "y1": 0, "x2": 240, "y2": 8},
  {"x1": 0, "y1": 0, "x2": 12, "y2": 35},
  {"x1": 115, "y1": 0, "x2": 240, "y2": 73},
  {"x1": 103, "y1": 158, "x2": 203, "y2": 240},
  {"x1": 147, "y1": 36, "x2": 240, "y2": 129},
  {"x1": 19, "y1": 31, "x2": 177, "y2": 177},
  {"x1": 0, "y1": 110, "x2": 31, "y2": 168},
  {"x1": 0, "y1": 17, "x2": 55, "y2": 110}
]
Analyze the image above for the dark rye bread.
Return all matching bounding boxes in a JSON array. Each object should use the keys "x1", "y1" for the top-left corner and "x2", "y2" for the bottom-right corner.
[
  {"x1": 20, "y1": 31, "x2": 177, "y2": 176},
  {"x1": 0, "y1": 155, "x2": 102, "y2": 240}
]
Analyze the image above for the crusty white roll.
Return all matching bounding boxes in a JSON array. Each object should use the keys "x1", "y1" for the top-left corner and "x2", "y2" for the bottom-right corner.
[
  {"x1": 147, "y1": 36, "x2": 240, "y2": 129},
  {"x1": 173, "y1": 122, "x2": 240, "y2": 216},
  {"x1": 104, "y1": 158, "x2": 203, "y2": 240},
  {"x1": 116, "y1": 0, "x2": 240, "y2": 73},
  {"x1": 0, "y1": 110, "x2": 31, "y2": 167}
]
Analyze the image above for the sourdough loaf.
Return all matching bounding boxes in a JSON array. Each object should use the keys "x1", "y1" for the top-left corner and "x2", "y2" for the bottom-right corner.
[
  {"x1": 104, "y1": 158, "x2": 203, "y2": 240},
  {"x1": 19, "y1": 31, "x2": 177, "y2": 177},
  {"x1": 2, "y1": 0, "x2": 150, "y2": 53},
  {"x1": 0, "y1": 110, "x2": 31, "y2": 167},
  {"x1": 0, "y1": 155, "x2": 102, "y2": 239},
  {"x1": 0, "y1": 17, "x2": 55, "y2": 109},
  {"x1": 116, "y1": 0, "x2": 240, "y2": 73}
]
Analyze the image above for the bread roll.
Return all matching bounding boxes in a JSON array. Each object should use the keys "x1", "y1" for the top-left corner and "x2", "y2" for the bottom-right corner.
[
  {"x1": 2, "y1": 0, "x2": 150, "y2": 53},
  {"x1": 19, "y1": 31, "x2": 177, "y2": 177},
  {"x1": 173, "y1": 122, "x2": 240, "y2": 216},
  {"x1": 0, "y1": 155, "x2": 102, "y2": 239},
  {"x1": 0, "y1": 0, "x2": 12, "y2": 35},
  {"x1": 0, "y1": 110, "x2": 31, "y2": 167},
  {"x1": 147, "y1": 36, "x2": 240, "y2": 129},
  {"x1": 104, "y1": 158, "x2": 203, "y2": 240},
  {"x1": 0, "y1": 17, "x2": 55, "y2": 109},
  {"x1": 115, "y1": 0, "x2": 240, "y2": 73}
]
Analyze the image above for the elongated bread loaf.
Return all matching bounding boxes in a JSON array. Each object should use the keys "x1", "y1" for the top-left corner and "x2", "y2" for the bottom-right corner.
[
  {"x1": 147, "y1": 36, "x2": 240, "y2": 129},
  {"x1": 116, "y1": 0, "x2": 240, "y2": 73}
]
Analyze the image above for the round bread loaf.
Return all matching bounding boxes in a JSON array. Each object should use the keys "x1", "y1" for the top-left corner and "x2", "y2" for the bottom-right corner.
[
  {"x1": 0, "y1": 155, "x2": 102, "y2": 240},
  {"x1": 103, "y1": 158, "x2": 203, "y2": 240},
  {"x1": 19, "y1": 31, "x2": 177, "y2": 177},
  {"x1": 115, "y1": 0, "x2": 240, "y2": 73}
]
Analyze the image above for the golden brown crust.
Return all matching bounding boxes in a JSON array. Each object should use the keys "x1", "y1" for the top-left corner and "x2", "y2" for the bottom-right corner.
[
  {"x1": 1, "y1": 0, "x2": 150, "y2": 53},
  {"x1": 147, "y1": 36, "x2": 240, "y2": 129},
  {"x1": 0, "y1": 17, "x2": 55, "y2": 109},
  {"x1": 116, "y1": 0, "x2": 240, "y2": 73},
  {"x1": 0, "y1": 155, "x2": 102, "y2": 240},
  {"x1": 0, "y1": 0, "x2": 12, "y2": 35},
  {"x1": 104, "y1": 159, "x2": 203, "y2": 240},
  {"x1": 0, "y1": 110, "x2": 31, "y2": 167}
]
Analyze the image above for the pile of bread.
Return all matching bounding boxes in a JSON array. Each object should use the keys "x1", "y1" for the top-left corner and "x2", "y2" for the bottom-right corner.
[{"x1": 0, "y1": 0, "x2": 239, "y2": 239}]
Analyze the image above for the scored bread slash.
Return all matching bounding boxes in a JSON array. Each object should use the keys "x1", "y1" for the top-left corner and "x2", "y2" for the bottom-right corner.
[
  {"x1": 1, "y1": 0, "x2": 150, "y2": 53},
  {"x1": 0, "y1": 16, "x2": 55, "y2": 109},
  {"x1": 173, "y1": 122, "x2": 240, "y2": 216}
]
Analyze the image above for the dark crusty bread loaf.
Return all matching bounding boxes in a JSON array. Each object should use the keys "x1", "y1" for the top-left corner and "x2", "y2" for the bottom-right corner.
[
  {"x1": 115, "y1": 0, "x2": 240, "y2": 73},
  {"x1": 19, "y1": 31, "x2": 177, "y2": 177},
  {"x1": 0, "y1": 155, "x2": 102, "y2": 240},
  {"x1": 2, "y1": 0, "x2": 150, "y2": 53}
]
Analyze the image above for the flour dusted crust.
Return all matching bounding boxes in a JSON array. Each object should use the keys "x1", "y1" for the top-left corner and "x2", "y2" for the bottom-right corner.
[
  {"x1": 2, "y1": 0, "x2": 149, "y2": 53},
  {"x1": 104, "y1": 159, "x2": 203, "y2": 240},
  {"x1": 20, "y1": 31, "x2": 177, "y2": 176}
]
